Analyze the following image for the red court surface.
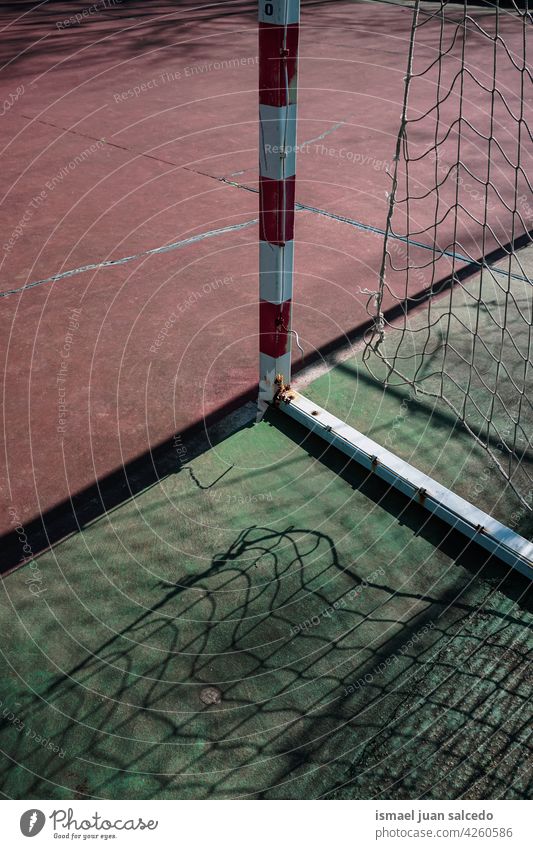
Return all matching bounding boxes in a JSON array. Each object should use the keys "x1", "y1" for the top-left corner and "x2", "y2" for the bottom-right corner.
[{"x1": 1, "y1": 0, "x2": 530, "y2": 562}]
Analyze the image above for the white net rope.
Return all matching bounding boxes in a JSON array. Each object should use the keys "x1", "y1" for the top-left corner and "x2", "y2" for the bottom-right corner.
[{"x1": 363, "y1": 0, "x2": 533, "y2": 511}]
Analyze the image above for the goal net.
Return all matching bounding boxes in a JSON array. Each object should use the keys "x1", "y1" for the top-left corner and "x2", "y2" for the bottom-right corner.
[{"x1": 362, "y1": 0, "x2": 533, "y2": 512}]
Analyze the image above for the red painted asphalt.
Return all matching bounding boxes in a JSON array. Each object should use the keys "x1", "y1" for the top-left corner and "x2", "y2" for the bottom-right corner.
[{"x1": 1, "y1": 0, "x2": 529, "y2": 543}]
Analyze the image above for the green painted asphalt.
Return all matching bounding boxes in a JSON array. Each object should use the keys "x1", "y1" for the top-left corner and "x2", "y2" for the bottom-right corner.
[
  {"x1": 0, "y1": 383, "x2": 531, "y2": 798},
  {"x1": 304, "y1": 252, "x2": 533, "y2": 539}
]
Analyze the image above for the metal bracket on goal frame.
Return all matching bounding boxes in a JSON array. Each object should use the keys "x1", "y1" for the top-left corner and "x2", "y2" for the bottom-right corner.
[{"x1": 278, "y1": 390, "x2": 533, "y2": 579}]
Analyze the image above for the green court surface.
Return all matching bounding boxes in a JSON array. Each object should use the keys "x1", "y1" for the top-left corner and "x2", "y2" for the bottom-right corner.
[
  {"x1": 0, "y1": 345, "x2": 531, "y2": 799},
  {"x1": 1, "y1": 0, "x2": 531, "y2": 805},
  {"x1": 305, "y1": 247, "x2": 533, "y2": 539}
]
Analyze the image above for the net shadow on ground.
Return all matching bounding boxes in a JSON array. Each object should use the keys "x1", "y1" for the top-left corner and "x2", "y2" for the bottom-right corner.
[
  {"x1": 1, "y1": 534, "x2": 531, "y2": 800},
  {"x1": 1, "y1": 529, "x2": 530, "y2": 800},
  {"x1": 1, "y1": 413, "x2": 531, "y2": 800},
  {"x1": 1, "y1": 0, "x2": 531, "y2": 802}
]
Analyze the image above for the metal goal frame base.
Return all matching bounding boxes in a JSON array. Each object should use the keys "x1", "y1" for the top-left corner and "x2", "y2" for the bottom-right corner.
[{"x1": 278, "y1": 390, "x2": 533, "y2": 580}]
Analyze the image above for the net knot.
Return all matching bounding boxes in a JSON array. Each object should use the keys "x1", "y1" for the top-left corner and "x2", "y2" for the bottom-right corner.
[{"x1": 359, "y1": 287, "x2": 385, "y2": 344}]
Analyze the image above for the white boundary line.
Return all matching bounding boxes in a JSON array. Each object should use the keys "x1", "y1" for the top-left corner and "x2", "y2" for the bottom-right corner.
[{"x1": 279, "y1": 392, "x2": 533, "y2": 579}]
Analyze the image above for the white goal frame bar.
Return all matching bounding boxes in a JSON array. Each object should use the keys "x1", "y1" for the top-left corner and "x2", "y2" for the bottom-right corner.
[{"x1": 278, "y1": 391, "x2": 532, "y2": 579}]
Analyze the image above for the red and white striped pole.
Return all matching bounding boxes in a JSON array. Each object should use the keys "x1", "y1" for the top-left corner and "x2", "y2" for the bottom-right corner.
[{"x1": 257, "y1": 0, "x2": 300, "y2": 415}]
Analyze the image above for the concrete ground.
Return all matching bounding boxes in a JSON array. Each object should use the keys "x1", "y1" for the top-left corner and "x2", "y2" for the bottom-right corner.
[
  {"x1": 1, "y1": 0, "x2": 530, "y2": 564},
  {"x1": 0, "y1": 0, "x2": 531, "y2": 802}
]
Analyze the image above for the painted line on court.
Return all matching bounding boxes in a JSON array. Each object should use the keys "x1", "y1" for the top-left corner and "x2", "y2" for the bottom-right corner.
[{"x1": 0, "y1": 218, "x2": 259, "y2": 299}]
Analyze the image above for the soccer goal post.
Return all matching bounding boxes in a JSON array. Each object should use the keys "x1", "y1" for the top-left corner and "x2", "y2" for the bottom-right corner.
[
  {"x1": 258, "y1": 0, "x2": 300, "y2": 415},
  {"x1": 258, "y1": 0, "x2": 532, "y2": 578}
]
